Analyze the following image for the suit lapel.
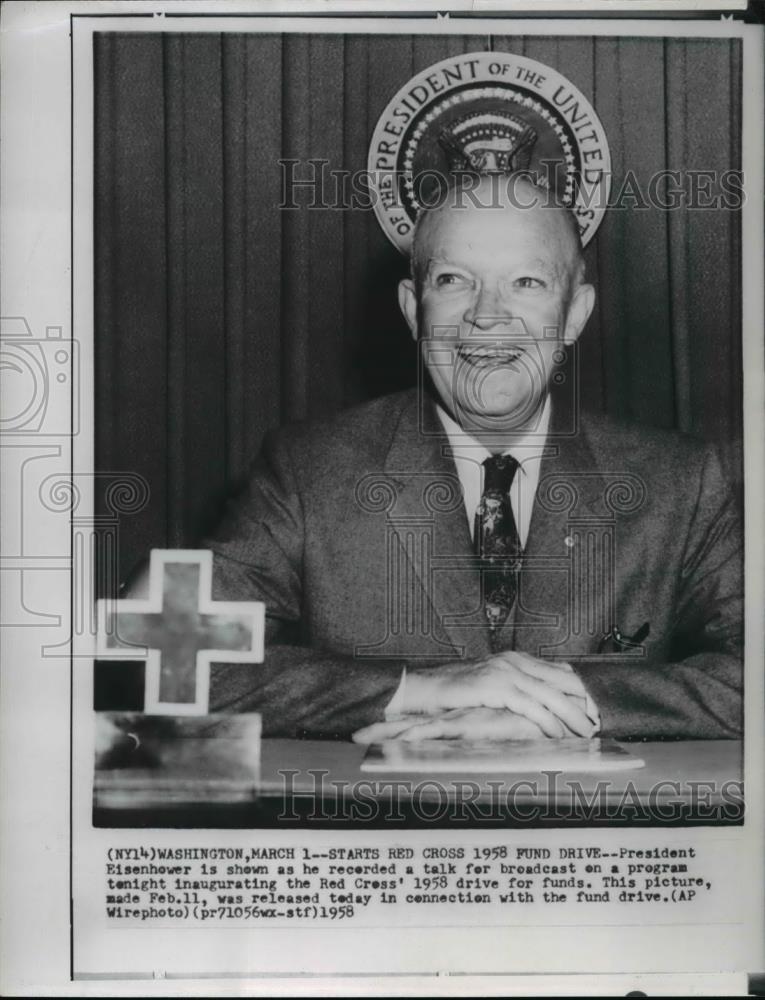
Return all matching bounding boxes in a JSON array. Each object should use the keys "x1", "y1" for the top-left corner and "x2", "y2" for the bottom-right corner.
[
  {"x1": 383, "y1": 393, "x2": 491, "y2": 661},
  {"x1": 513, "y1": 408, "x2": 611, "y2": 660},
  {"x1": 379, "y1": 392, "x2": 610, "y2": 663}
]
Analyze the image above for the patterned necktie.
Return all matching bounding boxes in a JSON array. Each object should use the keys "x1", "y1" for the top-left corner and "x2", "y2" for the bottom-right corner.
[{"x1": 475, "y1": 454, "x2": 523, "y2": 640}]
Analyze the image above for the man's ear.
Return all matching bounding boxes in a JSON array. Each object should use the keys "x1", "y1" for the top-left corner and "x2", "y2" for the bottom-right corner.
[
  {"x1": 563, "y1": 282, "x2": 595, "y2": 345},
  {"x1": 398, "y1": 277, "x2": 418, "y2": 341}
]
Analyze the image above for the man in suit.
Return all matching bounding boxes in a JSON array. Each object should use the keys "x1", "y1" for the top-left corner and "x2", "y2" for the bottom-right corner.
[{"x1": 206, "y1": 173, "x2": 742, "y2": 743}]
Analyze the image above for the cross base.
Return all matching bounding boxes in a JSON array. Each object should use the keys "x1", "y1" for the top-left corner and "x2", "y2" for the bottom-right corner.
[{"x1": 94, "y1": 711, "x2": 262, "y2": 810}]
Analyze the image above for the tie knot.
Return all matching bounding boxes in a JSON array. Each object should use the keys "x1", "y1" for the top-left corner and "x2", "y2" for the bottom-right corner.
[{"x1": 483, "y1": 454, "x2": 519, "y2": 494}]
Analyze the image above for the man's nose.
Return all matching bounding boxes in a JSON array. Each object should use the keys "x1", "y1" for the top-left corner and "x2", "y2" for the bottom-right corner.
[{"x1": 463, "y1": 284, "x2": 515, "y2": 331}]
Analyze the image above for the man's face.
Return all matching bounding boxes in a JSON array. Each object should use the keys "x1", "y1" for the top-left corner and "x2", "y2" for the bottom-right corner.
[{"x1": 399, "y1": 182, "x2": 595, "y2": 436}]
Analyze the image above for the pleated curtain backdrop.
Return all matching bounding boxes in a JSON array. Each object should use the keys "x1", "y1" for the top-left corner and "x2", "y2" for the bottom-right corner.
[{"x1": 94, "y1": 32, "x2": 742, "y2": 591}]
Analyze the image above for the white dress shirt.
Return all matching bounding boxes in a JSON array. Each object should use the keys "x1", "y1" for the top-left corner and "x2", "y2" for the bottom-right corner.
[{"x1": 435, "y1": 397, "x2": 552, "y2": 546}]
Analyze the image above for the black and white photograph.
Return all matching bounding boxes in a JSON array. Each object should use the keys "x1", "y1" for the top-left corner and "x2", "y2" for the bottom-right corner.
[
  {"x1": 1, "y1": 1, "x2": 764, "y2": 994},
  {"x1": 91, "y1": 25, "x2": 745, "y2": 827}
]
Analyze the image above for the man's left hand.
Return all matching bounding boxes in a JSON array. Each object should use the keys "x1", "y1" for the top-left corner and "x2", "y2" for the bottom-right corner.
[{"x1": 353, "y1": 707, "x2": 550, "y2": 743}]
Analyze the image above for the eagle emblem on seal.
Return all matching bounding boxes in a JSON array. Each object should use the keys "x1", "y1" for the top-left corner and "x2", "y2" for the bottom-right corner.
[{"x1": 438, "y1": 110, "x2": 538, "y2": 175}]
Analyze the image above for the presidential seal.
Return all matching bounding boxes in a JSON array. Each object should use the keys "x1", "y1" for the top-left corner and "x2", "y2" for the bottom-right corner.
[{"x1": 368, "y1": 51, "x2": 611, "y2": 253}]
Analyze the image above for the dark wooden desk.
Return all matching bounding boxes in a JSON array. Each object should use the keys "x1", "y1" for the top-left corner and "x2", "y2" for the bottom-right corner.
[{"x1": 94, "y1": 739, "x2": 743, "y2": 828}]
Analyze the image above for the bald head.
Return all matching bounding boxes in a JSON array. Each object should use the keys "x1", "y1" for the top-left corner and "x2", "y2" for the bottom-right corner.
[{"x1": 411, "y1": 173, "x2": 585, "y2": 297}]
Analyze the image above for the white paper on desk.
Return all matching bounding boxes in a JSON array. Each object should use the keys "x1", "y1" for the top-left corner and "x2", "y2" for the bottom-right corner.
[{"x1": 361, "y1": 737, "x2": 646, "y2": 773}]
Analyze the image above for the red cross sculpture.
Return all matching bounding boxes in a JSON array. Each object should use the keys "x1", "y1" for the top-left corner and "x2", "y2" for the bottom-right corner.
[{"x1": 96, "y1": 549, "x2": 265, "y2": 715}]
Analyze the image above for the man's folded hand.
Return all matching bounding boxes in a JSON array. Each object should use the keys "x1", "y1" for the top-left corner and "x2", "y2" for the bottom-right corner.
[
  {"x1": 392, "y1": 650, "x2": 596, "y2": 738},
  {"x1": 353, "y1": 707, "x2": 548, "y2": 744}
]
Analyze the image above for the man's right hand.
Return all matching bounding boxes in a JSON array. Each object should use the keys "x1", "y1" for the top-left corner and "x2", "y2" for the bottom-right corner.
[{"x1": 400, "y1": 650, "x2": 596, "y2": 738}]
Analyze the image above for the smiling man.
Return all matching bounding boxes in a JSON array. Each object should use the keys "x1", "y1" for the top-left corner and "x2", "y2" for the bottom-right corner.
[
  {"x1": 402, "y1": 173, "x2": 593, "y2": 437},
  {"x1": 203, "y1": 171, "x2": 742, "y2": 744}
]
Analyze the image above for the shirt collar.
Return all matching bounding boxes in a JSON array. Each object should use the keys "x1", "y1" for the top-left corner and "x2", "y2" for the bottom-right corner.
[{"x1": 435, "y1": 396, "x2": 552, "y2": 475}]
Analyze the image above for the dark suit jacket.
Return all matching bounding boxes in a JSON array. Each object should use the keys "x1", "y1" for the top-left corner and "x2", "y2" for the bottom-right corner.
[{"x1": 207, "y1": 389, "x2": 743, "y2": 741}]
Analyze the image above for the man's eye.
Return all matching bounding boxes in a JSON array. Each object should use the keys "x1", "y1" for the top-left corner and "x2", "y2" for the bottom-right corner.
[
  {"x1": 515, "y1": 276, "x2": 546, "y2": 289},
  {"x1": 434, "y1": 272, "x2": 469, "y2": 288}
]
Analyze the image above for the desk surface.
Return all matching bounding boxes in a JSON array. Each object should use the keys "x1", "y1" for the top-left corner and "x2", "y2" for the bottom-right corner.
[
  {"x1": 94, "y1": 739, "x2": 743, "y2": 828},
  {"x1": 261, "y1": 737, "x2": 740, "y2": 793}
]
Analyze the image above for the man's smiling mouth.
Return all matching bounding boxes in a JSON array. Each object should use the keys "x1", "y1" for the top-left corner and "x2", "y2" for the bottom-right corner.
[{"x1": 457, "y1": 343, "x2": 526, "y2": 368}]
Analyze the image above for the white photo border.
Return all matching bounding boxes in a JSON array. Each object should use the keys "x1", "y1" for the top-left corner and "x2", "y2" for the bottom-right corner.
[{"x1": 0, "y1": 2, "x2": 763, "y2": 994}]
